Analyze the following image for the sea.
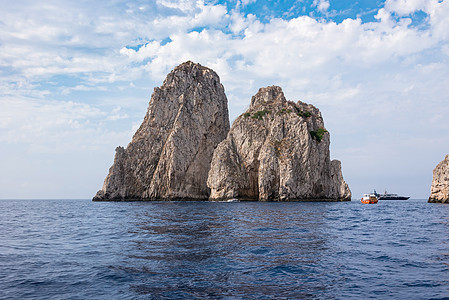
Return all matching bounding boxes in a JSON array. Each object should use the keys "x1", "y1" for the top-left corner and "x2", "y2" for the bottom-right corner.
[{"x1": 0, "y1": 199, "x2": 448, "y2": 299}]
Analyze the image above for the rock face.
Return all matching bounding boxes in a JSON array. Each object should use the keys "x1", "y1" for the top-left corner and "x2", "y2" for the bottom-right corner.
[
  {"x1": 93, "y1": 61, "x2": 229, "y2": 200},
  {"x1": 207, "y1": 86, "x2": 351, "y2": 201},
  {"x1": 428, "y1": 155, "x2": 449, "y2": 203}
]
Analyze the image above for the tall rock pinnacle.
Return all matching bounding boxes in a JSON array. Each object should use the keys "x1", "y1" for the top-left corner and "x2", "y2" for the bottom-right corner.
[
  {"x1": 93, "y1": 61, "x2": 230, "y2": 200},
  {"x1": 207, "y1": 86, "x2": 351, "y2": 201}
]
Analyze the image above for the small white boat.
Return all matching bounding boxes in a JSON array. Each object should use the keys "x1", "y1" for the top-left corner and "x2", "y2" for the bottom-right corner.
[
  {"x1": 226, "y1": 198, "x2": 239, "y2": 202},
  {"x1": 216, "y1": 198, "x2": 240, "y2": 203}
]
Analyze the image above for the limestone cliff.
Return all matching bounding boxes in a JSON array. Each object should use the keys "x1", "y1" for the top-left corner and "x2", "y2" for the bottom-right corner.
[
  {"x1": 207, "y1": 86, "x2": 351, "y2": 201},
  {"x1": 93, "y1": 61, "x2": 229, "y2": 200},
  {"x1": 428, "y1": 155, "x2": 449, "y2": 203}
]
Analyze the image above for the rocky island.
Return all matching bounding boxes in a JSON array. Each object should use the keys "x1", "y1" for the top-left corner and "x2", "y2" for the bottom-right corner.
[
  {"x1": 93, "y1": 61, "x2": 229, "y2": 200},
  {"x1": 207, "y1": 86, "x2": 351, "y2": 201},
  {"x1": 93, "y1": 61, "x2": 351, "y2": 201},
  {"x1": 428, "y1": 155, "x2": 449, "y2": 203}
]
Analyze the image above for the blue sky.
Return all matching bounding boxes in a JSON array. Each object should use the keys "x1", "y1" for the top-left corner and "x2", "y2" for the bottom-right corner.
[{"x1": 1, "y1": 0, "x2": 448, "y2": 199}]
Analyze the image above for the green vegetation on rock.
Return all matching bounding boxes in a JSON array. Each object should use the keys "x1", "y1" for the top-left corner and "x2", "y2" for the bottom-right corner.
[
  {"x1": 277, "y1": 108, "x2": 293, "y2": 115},
  {"x1": 310, "y1": 127, "x2": 328, "y2": 142},
  {"x1": 251, "y1": 110, "x2": 271, "y2": 120},
  {"x1": 295, "y1": 108, "x2": 312, "y2": 118}
]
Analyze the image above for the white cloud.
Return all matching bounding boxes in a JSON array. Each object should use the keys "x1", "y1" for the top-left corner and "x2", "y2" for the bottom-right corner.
[
  {"x1": 0, "y1": 97, "x2": 103, "y2": 145},
  {"x1": 241, "y1": 0, "x2": 257, "y2": 6},
  {"x1": 61, "y1": 85, "x2": 107, "y2": 95},
  {"x1": 156, "y1": 0, "x2": 197, "y2": 12},
  {"x1": 427, "y1": 0, "x2": 449, "y2": 40},
  {"x1": 107, "y1": 106, "x2": 129, "y2": 121},
  {"x1": 313, "y1": 0, "x2": 330, "y2": 13},
  {"x1": 192, "y1": 3, "x2": 228, "y2": 26},
  {"x1": 229, "y1": 11, "x2": 249, "y2": 34},
  {"x1": 120, "y1": 41, "x2": 162, "y2": 62},
  {"x1": 384, "y1": 0, "x2": 427, "y2": 15}
]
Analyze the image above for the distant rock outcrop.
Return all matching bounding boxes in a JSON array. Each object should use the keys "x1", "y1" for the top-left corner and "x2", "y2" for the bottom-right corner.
[
  {"x1": 93, "y1": 61, "x2": 229, "y2": 200},
  {"x1": 207, "y1": 86, "x2": 351, "y2": 201},
  {"x1": 428, "y1": 155, "x2": 449, "y2": 203}
]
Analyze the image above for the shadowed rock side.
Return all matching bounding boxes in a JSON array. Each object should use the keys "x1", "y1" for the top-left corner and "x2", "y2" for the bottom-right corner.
[
  {"x1": 429, "y1": 155, "x2": 449, "y2": 203},
  {"x1": 207, "y1": 86, "x2": 351, "y2": 201},
  {"x1": 93, "y1": 61, "x2": 230, "y2": 200}
]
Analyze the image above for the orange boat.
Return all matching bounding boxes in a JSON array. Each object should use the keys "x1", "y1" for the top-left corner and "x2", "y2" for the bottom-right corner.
[{"x1": 361, "y1": 193, "x2": 378, "y2": 204}]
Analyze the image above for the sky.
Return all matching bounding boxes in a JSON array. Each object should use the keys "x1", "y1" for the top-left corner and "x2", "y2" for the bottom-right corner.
[{"x1": 0, "y1": 0, "x2": 448, "y2": 199}]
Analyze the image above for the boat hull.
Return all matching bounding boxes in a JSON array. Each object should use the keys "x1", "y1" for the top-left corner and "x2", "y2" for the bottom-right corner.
[
  {"x1": 378, "y1": 196, "x2": 410, "y2": 200},
  {"x1": 361, "y1": 199, "x2": 378, "y2": 204}
]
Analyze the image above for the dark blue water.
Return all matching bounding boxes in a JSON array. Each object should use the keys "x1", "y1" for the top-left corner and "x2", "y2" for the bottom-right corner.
[{"x1": 1, "y1": 199, "x2": 448, "y2": 299}]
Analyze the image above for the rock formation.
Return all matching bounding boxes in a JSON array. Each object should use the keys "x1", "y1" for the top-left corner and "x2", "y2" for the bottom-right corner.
[
  {"x1": 94, "y1": 62, "x2": 351, "y2": 202},
  {"x1": 93, "y1": 61, "x2": 229, "y2": 200},
  {"x1": 207, "y1": 86, "x2": 351, "y2": 201},
  {"x1": 428, "y1": 155, "x2": 449, "y2": 203}
]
